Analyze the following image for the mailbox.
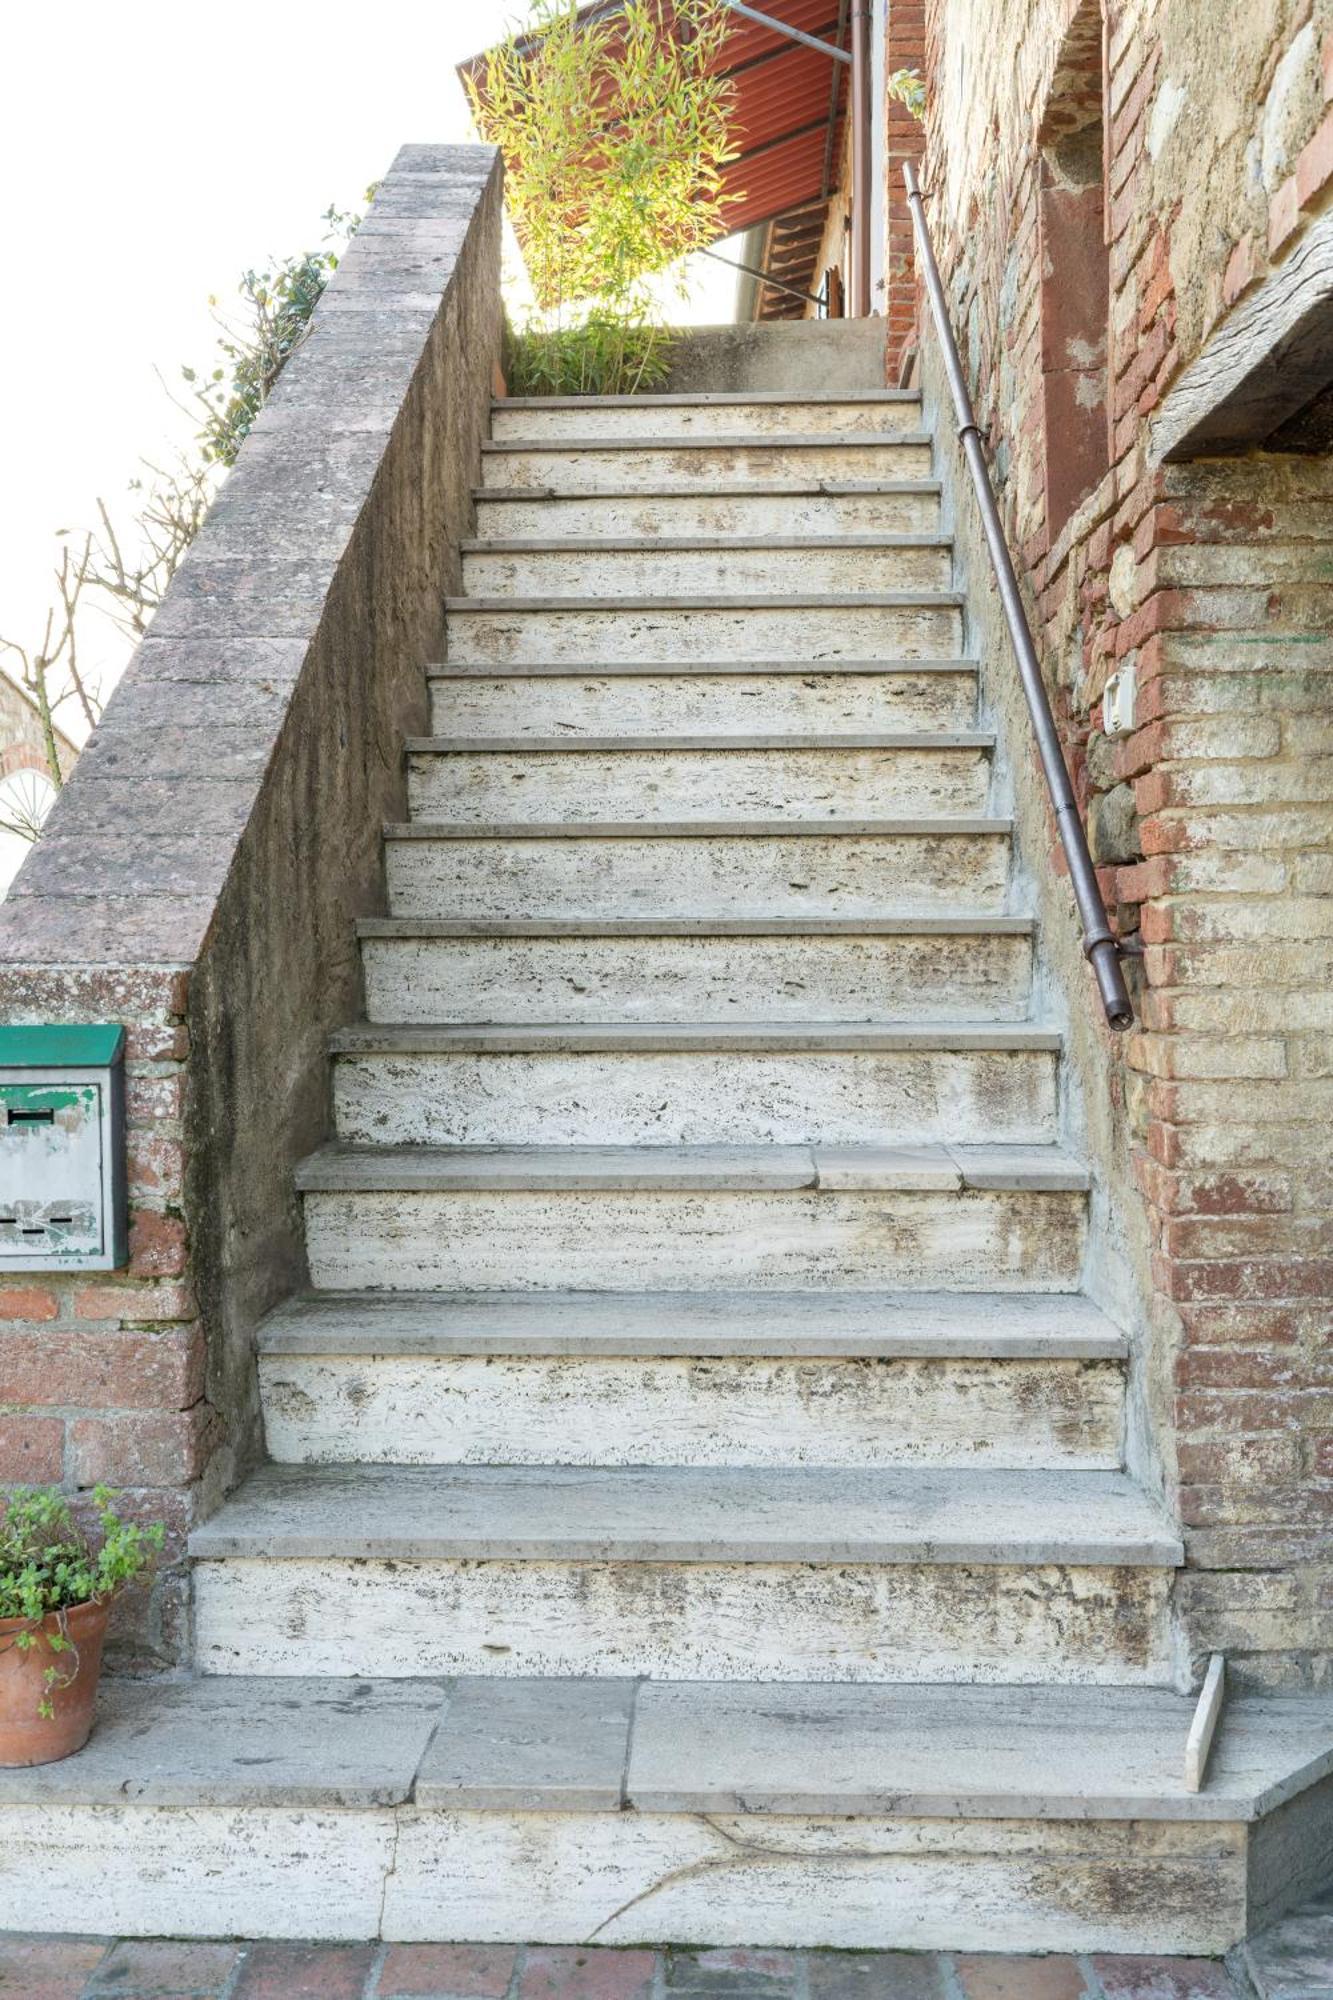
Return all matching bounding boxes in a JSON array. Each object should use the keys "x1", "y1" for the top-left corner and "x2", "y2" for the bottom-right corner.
[{"x1": 0, "y1": 1025, "x2": 128, "y2": 1271}]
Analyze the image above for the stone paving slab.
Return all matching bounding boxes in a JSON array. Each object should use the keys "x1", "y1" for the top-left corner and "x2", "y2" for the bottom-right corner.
[{"x1": 0, "y1": 1936, "x2": 1280, "y2": 1999}]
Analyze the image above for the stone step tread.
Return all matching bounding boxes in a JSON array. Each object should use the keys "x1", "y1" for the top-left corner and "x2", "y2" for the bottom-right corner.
[
  {"x1": 447, "y1": 592, "x2": 966, "y2": 611},
  {"x1": 493, "y1": 391, "x2": 922, "y2": 409},
  {"x1": 462, "y1": 534, "x2": 955, "y2": 553},
  {"x1": 384, "y1": 816, "x2": 1013, "y2": 840},
  {"x1": 427, "y1": 658, "x2": 977, "y2": 678},
  {"x1": 188, "y1": 1462, "x2": 1182, "y2": 1566},
  {"x1": 481, "y1": 433, "x2": 935, "y2": 453},
  {"x1": 256, "y1": 1288, "x2": 1128, "y2": 1359},
  {"x1": 329, "y1": 1022, "x2": 1063, "y2": 1055},
  {"x1": 9, "y1": 1676, "x2": 1328, "y2": 1820},
  {"x1": 294, "y1": 1141, "x2": 1092, "y2": 1194},
  {"x1": 404, "y1": 731, "x2": 995, "y2": 753},
  {"x1": 356, "y1": 915, "x2": 1036, "y2": 937},
  {"x1": 472, "y1": 479, "x2": 946, "y2": 501}
]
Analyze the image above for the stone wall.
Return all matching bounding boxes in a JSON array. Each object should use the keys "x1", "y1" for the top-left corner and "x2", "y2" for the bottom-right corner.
[
  {"x1": 914, "y1": 0, "x2": 1333, "y2": 1685},
  {"x1": 0, "y1": 145, "x2": 503, "y2": 1666},
  {"x1": 0, "y1": 672, "x2": 76, "y2": 785}
]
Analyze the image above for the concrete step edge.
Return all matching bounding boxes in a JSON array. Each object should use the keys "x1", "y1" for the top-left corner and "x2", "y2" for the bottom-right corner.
[
  {"x1": 187, "y1": 1461, "x2": 1183, "y2": 1567},
  {"x1": 355, "y1": 915, "x2": 1035, "y2": 937},
  {"x1": 328, "y1": 1023, "x2": 1063, "y2": 1055},
  {"x1": 427, "y1": 658, "x2": 979, "y2": 678},
  {"x1": 446, "y1": 592, "x2": 966, "y2": 611},
  {"x1": 492, "y1": 391, "x2": 922, "y2": 409},
  {"x1": 481, "y1": 432, "x2": 936, "y2": 453},
  {"x1": 292, "y1": 1141, "x2": 1091, "y2": 1194},
  {"x1": 404, "y1": 732, "x2": 994, "y2": 754},
  {"x1": 383, "y1": 817, "x2": 1013, "y2": 840},
  {"x1": 256, "y1": 1287, "x2": 1127, "y2": 1361},
  {"x1": 9, "y1": 1677, "x2": 1327, "y2": 1821},
  {"x1": 461, "y1": 534, "x2": 955, "y2": 553},
  {"x1": 471, "y1": 480, "x2": 945, "y2": 501}
]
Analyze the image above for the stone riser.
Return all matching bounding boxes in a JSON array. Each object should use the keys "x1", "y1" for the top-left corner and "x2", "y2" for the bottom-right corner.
[
  {"x1": 480, "y1": 440, "x2": 935, "y2": 490},
  {"x1": 384, "y1": 830, "x2": 1012, "y2": 920},
  {"x1": 404, "y1": 745, "x2": 992, "y2": 823},
  {"x1": 359, "y1": 931, "x2": 1034, "y2": 1025},
  {"x1": 0, "y1": 1804, "x2": 1246, "y2": 1954},
  {"x1": 193, "y1": 1557, "x2": 1171, "y2": 1683},
  {"x1": 472, "y1": 488, "x2": 943, "y2": 539},
  {"x1": 460, "y1": 543, "x2": 955, "y2": 596},
  {"x1": 258, "y1": 1352, "x2": 1124, "y2": 1469},
  {"x1": 301, "y1": 1187, "x2": 1087, "y2": 1291},
  {"x1": 427, "y1": 668, "x2": 979, "y2": 736},
  {"x1": 329, "y1": 1048, "x2": 1060, "y2": 1148},
  {"x1": 489, "y1": 399, "x2": 921, "y2": 442},
  {"x1": 443, "y1": 602, "x2": 964, "y2": 666}
]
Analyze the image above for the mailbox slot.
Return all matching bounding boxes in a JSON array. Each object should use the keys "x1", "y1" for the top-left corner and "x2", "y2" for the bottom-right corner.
[{"x1": 0, "y1": 1027, "x2": 128, "y2": 1271}]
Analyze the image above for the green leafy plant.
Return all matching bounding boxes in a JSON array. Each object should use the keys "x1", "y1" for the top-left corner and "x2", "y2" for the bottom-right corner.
[
  {"x1": 0, "y1": 1487, "x2": 164, "y2": 1717},
  {"x1": 184, "y1": 200, "x2": 368, "y2": 467},
  {"x1": 889, "y1": 66, "x2": 927, "y2": 119},
  {"x1": 468, "y1": 0, "x2": 737, "y2": 394}
]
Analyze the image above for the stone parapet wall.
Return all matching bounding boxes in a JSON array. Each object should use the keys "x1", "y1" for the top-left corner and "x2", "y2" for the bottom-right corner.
[
  {"x1": 917, "y1": 0, "x2": 1333, "y2": 1683},
  {"x1": 0, "y1": 144, "x2": 503, "y2": 1666}
]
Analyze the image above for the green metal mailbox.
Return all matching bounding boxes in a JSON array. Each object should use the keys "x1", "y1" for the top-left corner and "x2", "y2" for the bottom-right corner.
[{"x1": 0, "y1": 1025, "x2": 128, "y2": 1271}]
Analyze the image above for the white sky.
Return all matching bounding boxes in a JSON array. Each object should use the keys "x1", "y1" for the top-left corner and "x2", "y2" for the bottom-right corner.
[{"x1": 0, "y1": 0, "x2": 741, "y2": 739}]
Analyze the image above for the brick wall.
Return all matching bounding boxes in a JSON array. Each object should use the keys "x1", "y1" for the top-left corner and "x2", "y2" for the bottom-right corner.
[
  {"x1": 915, "y1": 0, "x2": 1333, "y2": 1684},
  {"x1": 884, "y1": 0, "x2": 926, "y2": 374}
]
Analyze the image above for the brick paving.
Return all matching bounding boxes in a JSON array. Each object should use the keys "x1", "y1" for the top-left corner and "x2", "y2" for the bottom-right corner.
[{"x1": 8, "y1": 1932, "x2": 1332, "y2": 2000}]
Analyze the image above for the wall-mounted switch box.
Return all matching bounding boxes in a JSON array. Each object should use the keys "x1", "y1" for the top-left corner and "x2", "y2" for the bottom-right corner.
[
  {"x1": 1102, "y1": 662, "x2": 1137, "y2": 738},
  {"x1": 0, "y1": 1025, "x2": 128, "y2": 1271}
]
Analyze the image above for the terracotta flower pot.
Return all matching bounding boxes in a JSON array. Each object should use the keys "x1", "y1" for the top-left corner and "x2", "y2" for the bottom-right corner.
[{"x1": 0, "y1": 1598, "x2": 109, "y2": 1766}]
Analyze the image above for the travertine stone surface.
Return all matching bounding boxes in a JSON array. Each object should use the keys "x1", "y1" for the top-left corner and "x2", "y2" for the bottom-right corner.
[
  {"x1": 479, "y1": 437, "x2": 935, "y2": 490},
  {"x1": 258, "y1": 1350, "x2": 1124, "y2": 1468},
  {"x1": 488, "y1": 392, "x2": 922, "y2": 442},
  {"x1": 330, "y1": 1041, "x2": 1058, "y2": 1148},
  {"x1": 193, "y1": 1554, "x2": 1174, "y2": 1682},
  {"x1": 299, "y1": 1184, "x2": 1088, "y2": 1291},
  {"x1": 384, "y1": 824, "x2": 1013, "y2": 919},
  {"x1": 443, "y1": 600, "x2": 965, "y2": 666},
  {"x1": 427, "y1": 665, "x2": 979, "y2": 735},
  {"x1": 359, "y1": 924, "x2": 1034, "y2": 1023},
  {"x1": 383, "y1": 1810, "x2": 1245, "y2": 1953},
  {"x1": 405, "y1": 740, "x2": 992, "y2": 822},
  {"x1": 471, "y1": 485, "x2": 942, "y2": 540},
  {"x1": 459, "y1": 539, "x2": 955, "y2": 596}
]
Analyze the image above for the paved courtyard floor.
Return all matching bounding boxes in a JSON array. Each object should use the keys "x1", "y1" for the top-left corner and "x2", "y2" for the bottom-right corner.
[{"x1": 4, "y1": 1926, "x2": 1332, "y2": 2000}]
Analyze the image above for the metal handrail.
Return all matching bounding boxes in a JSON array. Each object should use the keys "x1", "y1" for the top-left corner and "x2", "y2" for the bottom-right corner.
[{"x1": 903, "y1": 163, "x2": 1134, "y2": 1031}]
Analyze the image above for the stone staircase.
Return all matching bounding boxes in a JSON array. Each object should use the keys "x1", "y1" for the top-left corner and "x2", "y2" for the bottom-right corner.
[
  {"x1": 197, "y1": 381, "x2": 1185, "y2": 1700},
  {"x1": 12, "y1": 348, "x2": 1333, "y2": 1951}
]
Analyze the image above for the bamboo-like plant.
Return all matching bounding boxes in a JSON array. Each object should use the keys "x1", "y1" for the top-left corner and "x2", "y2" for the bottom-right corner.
[{"x1": 468, "y1": 0, "x2": 737, "y2": 394}]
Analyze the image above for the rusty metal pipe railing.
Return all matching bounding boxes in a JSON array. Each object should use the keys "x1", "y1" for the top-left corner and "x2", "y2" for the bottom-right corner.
[{"x1": 903, "y1": 162, "x2": 1134, "y2": 1031}]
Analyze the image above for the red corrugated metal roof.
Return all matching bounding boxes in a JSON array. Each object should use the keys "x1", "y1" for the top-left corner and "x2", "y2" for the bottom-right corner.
[{"x1": 458, "y1": 1, "x2": 849, "y2": 245}]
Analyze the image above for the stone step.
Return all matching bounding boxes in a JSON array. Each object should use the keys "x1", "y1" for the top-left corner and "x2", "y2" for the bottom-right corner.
[
  {"x1": 327, "y1": 1024, "x2": 1061, "y2": 1149},
  {"x1": 489, "y1": 390, "x2": 923, "y2": 442},
  {"x1": 357, "y1": 916, "x2": 1035, "y2": 1025},
  {"x1": 383, "y1": 819, "x2": 1013, "y2": 921},
  {"x1": 442, "y1": 593, "x2": 965, "y2": 666},
  {"x1": 460, "y1": 535, "x2": 955, "y2": 597},
  {"x1": 258, "y1": 1286, "x2": 1123, "y2": 1467},
  {"x1": 10, "y1": 1675, "x2": 1333, "y2": 1948},
  {"x1": 404, "y1": 734, "x2": 994, "y2": 822},
  {"x1": 189, "y1": 1462, "x2": 1179, "y2": 1684},
  {"x1": 470, "y1": 479, "x2": 944, "y2": 540},
  {"x1": 480, "y1": 433, "x2": 935, "y2": 491},
  {"x1": 427, "y1": 661, "x2": 979, "y2": 734},
  {"x1": 293, "y1": 1142, "x2": 1089, "y2": 1291},
  {"x1": 258, "y1": 1287, "x2": 1129, "y2": 1358}
]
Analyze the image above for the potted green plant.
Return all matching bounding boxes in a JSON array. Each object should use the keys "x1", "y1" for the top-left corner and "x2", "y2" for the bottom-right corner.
[{"x1": 0, "y1": 1486, "x2": 165, "y2": 1767}]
